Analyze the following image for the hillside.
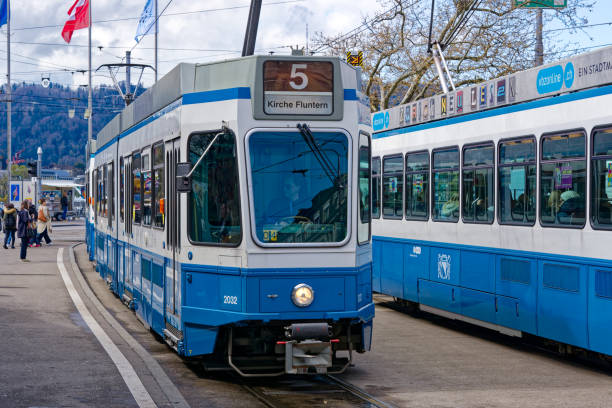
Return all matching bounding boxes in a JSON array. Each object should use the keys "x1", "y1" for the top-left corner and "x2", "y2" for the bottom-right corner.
[{"x1": 0, "y1": 82, "x2": 134, "y2": 172}]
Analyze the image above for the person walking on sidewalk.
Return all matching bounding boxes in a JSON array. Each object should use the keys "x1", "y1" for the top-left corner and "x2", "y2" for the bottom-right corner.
[
  {"x1": 28, "y1": 199, "x2": 39, "y2": 247},
  {"x1": 17, "y1": 200, "x2": 32, "y2": 262},
  {"x1": 3, "y1": 203, "x2": 17, "y2": 249},
  {"x1": 36, "y1": 198, "x2": 52, "y2": 246},
  {"x1": 61, "y1": 192, "x2": 68, "y2": 221}
]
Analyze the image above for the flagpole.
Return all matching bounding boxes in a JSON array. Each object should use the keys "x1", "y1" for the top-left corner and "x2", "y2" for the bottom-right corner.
[
  {"x1": 154, "y1": 0, "x2": 158, "y2": 83},
  {"x1": 87, "y1": 0, "x2": 92, "y2": 148},
  {"x1": 6, "y1": 0, "x2": 10, "y2": 187}
]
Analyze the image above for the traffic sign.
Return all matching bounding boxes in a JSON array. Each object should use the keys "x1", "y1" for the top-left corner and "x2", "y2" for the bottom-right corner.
[
  {"x1": 346, "y1": 51, "x2": 363, "y2": 67},
  {"x1": 513, "y1": 0, "x2": 567, "y2": 8}
]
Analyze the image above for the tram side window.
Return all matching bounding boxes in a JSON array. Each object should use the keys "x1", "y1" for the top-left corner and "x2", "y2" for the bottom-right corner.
[
  {"x1": 142, "y1": 152, "x2": 152, "y2": 226},
  {"x1": 120, "y1": 157, "x2": 124, "y2": 223},
  {"x1": 540, "y1": 131, "x2": 586, "y2": 227},
  {"x1": 432, "y1": 147, "x2": 459, "y2": 222},
  {"x1": 133, "y1": 152, "x2": 142, "y2": 224},
  {"x1": 358, "y1": 133, "x2": 371, "y2": 244},
  {"x1": 152, "y1": 143, "x2": 165, "y2": 229},
  {"x1": 591, "y1": 127, "x2": 612, "y2": 228},
  {"x1": 108, "y1": 162, "x2": 114, "y2": 226},
  {"x1": 462, "y1": 144, "x2": 494, "y2": 224},
  {"x1": 382, "y1": 155, "x2": 403, "y2": 218},
  {"x1": 498, "y1": 138, "x2": 536, "y2": 225},
  {"x1": 103, "y1": 165, "x2": 108, "y2": 218},
  {"x1": 188, "y1": 131, "x2": 241, "y2": 245},
  {"x1": 372, "y1": 157, "x2": 381, "y2": 219},
  {"x1": 405, "y1": 151, "x2": 429, "y2": 220}
]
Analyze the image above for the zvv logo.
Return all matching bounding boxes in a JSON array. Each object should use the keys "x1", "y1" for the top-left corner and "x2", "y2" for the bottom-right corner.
[{"x1": 437, "y1": 254, "x2": 451, "y2": 280}]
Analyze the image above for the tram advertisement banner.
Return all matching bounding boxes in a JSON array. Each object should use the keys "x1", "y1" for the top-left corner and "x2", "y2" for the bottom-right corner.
[
  {"x1": 263, "y1": 61, "x2": 333, "y2": 115},
  {"x1": 554, "y1": 164, "x2": 573, "y2": 190}
]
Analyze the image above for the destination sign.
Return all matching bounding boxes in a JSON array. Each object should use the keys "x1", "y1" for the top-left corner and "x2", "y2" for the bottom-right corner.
[{"x1": 263, "y1": 61, "x2": 333, "y2": 115}]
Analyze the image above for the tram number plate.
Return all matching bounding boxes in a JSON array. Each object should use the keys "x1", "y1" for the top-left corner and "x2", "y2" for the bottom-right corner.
[
  {"x1": 223, "y1": 295, "x2": 238, "y2": 305},
  {"x1": 263, "y1": 61, "x2": 333, "y2": 115}
]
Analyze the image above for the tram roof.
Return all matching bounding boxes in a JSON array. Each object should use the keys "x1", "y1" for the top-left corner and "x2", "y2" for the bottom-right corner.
[
  {"x1": 95, "y1": 55, "x2": 349, "y2": 151},
  {"x1": 372, "y1": 45, "x2": 612, "y2": 135}
]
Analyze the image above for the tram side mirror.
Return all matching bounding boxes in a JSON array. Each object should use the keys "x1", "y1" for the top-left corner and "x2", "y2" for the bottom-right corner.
[{"x1": 176, "y1": 162, "x2": 193, "y2": 193}]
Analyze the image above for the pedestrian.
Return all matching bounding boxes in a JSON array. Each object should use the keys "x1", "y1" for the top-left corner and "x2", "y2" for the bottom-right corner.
[
  {"x1": 61, "y1": 192, "x2": 69, "y2": 221},
  {"x1": 27, "y1": 200, "x2": 40, "y2": 247},
  {"x1": 36, "y1": 198, "x2": 52, "y2": 246},
  {"x1": 17, "y1": 200, "x2": 33, "y2": 262},
  {"x1": 3, "y1": 203, "x2": 17, "y2": 249}
]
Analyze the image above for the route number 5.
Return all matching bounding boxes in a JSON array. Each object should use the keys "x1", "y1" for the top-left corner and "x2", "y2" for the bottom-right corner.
[{"x1": 289, "y1": 64, "x2": 308, "y2": 90}]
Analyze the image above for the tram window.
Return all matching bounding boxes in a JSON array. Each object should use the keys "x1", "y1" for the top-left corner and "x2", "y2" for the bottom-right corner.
[
  {"x1": 383, "y1": 155, "x2": 403, "y2": 219},
  {"x1": 249, "y1": 131, "x2": 348, "y2": 244},
  {"x1": 540, "y1": 131, "x2": 586, "y2": 227},
  {"x1": 498, "y1": 137, "x2": 536, "y2": 225},
  {"x1": 189, "y1": 131, "x2": 241, "y2": 245},
  {"x1": 591, "y1": 127, "x2": 612, "y2": 229},
  {"x1": 142, "y1": 152, "x2": 152, "y2": 226},
  {"x1": 372, "y1": 157, "x2": 381, "y2": 219},
  {"x1": 152, "y1": 143, "x2": 165, "y2": 229},
  {"x1": 132, "y1": 152, "x2": 142, "y2": 224},
  {"x1": 358, "y1": 133, "x2": 371, "y2": 244},
  {"x1": 432, "y1": 147, "x2": 459, "y2": 222},
  {"x1": 405, "y1": 151, "x2": 429, "y2": 220},
  {"x1": 462, "y1": 144, "x2": 494, "y2": 224},
  {"x1": 108, "y1": 162, "x2": 114, "y2": 226},
  {"x1": 120, "y1": 158, "x2": 124, "y2": 223},
  {"x1": 103, "y1": 165, "x2": 108, "y2": 218}
]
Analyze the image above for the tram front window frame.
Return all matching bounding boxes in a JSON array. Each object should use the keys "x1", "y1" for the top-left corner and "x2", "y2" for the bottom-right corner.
[{"x1": 246, "y1": 128, "x2": 351, "y2": 247}]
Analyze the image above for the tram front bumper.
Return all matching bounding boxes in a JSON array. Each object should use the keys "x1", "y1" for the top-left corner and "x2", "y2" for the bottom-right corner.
[{"x1": 283, "y1": 340, "x2": 332, "y2": 374}]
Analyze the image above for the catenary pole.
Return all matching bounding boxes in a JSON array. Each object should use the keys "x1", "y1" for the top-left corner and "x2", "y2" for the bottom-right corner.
[
  {"x1": 88, "y1": 0, "x2": 92, "y2": 147},
  {"x1": 6, "y1": 0, "x2": 10, "y2": 188},
  {"x1": 155, "y1": 0, "x2": 158, "y2": 82},
  {"x1": 535, "y1": 8, "x2": 543, "y2": 66}
]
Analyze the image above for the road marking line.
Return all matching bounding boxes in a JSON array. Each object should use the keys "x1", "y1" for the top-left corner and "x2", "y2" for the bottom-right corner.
[
  {"x1": 68, "y1": 244, "x2": 190, "y2": 408},
  {"x1": 56, "y1": 248, "x2": 157, "y2": 408}
]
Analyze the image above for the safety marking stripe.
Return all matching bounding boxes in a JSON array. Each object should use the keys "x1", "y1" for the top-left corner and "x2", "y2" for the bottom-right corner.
[{"x1": 56, "y1": 248, "x2": 157, "y2": 408}]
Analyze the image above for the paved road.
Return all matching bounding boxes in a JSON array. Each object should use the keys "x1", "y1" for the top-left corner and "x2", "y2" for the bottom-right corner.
[
  {"x1": 2, "y1": 222, "x2": 612, "y2": 407},
  {"x1": 336, "y1": 297, "x2": 612, "y2": 408}
]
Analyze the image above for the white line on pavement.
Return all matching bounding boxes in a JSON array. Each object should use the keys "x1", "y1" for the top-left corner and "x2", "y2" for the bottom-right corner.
[{"x1": 56, "y1": 248, "x2": 157, "y2": 408}]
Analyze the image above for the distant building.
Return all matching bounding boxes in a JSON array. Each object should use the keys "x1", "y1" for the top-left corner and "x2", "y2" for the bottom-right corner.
[{"x1": 41, "y1": 168, "x2": 73, "y2": 180}]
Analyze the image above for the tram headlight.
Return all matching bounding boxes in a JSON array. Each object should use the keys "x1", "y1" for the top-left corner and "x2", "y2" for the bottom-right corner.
[{"x1": 291, "y1": 283, "x2": 314, "y2": 307}]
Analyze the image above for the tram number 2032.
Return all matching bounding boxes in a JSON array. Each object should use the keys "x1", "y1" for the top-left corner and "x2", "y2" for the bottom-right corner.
[{"x1": 223, "y1": 295, "x2": 239, "y2": 305}]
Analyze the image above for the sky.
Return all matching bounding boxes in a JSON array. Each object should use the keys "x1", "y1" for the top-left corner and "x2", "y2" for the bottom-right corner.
[{"x1": 1, "y1": 0, "x2": 611, "y2": 89}]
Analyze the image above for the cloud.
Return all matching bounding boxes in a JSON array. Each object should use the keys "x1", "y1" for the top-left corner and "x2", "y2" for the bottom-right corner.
[{"x1": 2, "y1": 0, "x2": 384, "y2": 87}]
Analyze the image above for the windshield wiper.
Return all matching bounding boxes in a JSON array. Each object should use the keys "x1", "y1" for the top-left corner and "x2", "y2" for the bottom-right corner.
[
  {"x1": 297, "y1": 123, "x2": 341, "y2": 187},
  {"x1": 186, "y1": 127, "x2": 227, "y2": 178}
]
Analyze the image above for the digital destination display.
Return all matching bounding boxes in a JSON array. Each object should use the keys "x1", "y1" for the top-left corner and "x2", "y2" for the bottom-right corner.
[{"x1": 263, "y1": 61, "x2": 333, "y2": 115}]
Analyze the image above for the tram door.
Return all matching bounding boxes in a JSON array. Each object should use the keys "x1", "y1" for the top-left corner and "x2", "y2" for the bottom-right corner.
[{"x1": 165, "y1": 138, "x2": 181, "y2": 331}]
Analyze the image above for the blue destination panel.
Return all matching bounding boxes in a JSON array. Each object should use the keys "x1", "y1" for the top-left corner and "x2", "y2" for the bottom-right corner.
[
  {"x1": 537, "y1": 261, "x2": 588, "y2": 349},
  {"x1": 403, "y1": 243, "x2": 429, "y2": 302}
]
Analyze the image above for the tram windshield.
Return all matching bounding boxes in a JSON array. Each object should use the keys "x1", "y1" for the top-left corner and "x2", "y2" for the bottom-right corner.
[{"x1": 249, "y1": 131, "x2": 349, "y2": 244}]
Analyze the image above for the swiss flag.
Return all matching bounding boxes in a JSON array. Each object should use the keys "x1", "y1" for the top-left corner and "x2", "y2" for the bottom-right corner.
[{"x1": 61, "y1": 0, "x2": 89, "y2": 43}]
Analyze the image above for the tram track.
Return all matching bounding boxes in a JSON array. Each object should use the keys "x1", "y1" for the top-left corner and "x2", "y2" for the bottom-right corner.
[{"x1": 233, "y1": 373, "x2": 395, "y2": 408}]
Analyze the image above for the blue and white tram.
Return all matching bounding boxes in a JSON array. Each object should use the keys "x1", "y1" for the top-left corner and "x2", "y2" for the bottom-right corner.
[
  {"x1": 85, "y1": 55, "x2": 374, "y2": 375},
  {"x1": 371, "y1": 46, "x2": 612, "y2": 357}
]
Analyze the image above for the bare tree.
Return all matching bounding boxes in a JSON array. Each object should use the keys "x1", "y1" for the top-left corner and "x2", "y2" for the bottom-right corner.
[{"x1": 313, "y1": 0, "x2": 594, "y2": 111}]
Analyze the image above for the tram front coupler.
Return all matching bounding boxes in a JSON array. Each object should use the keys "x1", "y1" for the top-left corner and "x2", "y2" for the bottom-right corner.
[{"x1": 279, "y1": 323, "x2": 334, "y2": 374}]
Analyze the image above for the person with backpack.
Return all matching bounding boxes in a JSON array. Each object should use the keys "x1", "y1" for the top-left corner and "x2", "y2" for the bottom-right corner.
[
  {"x1": 3, "y1": 203, "x2": 17, "y2": 249},
  {"x1": 36, "y1": 198, "x2": 52, "y2": 246},
  {"x1": 17, "y1": 200, "x2": 33, "y2": 261}
]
